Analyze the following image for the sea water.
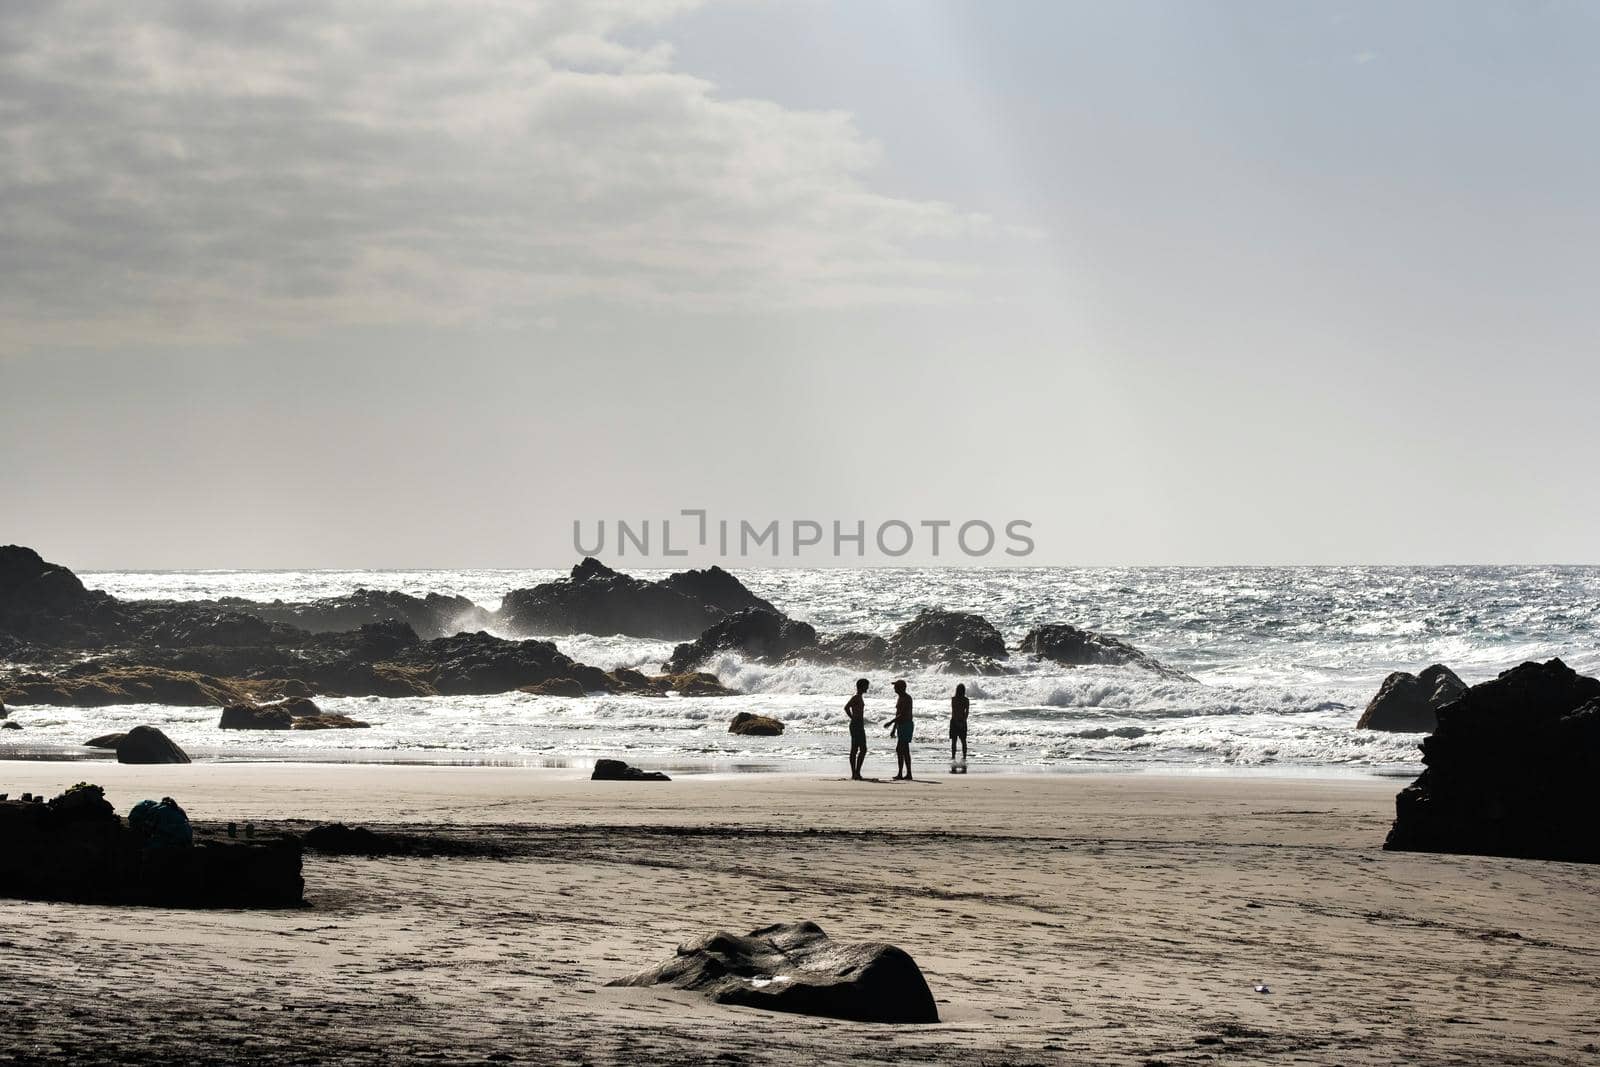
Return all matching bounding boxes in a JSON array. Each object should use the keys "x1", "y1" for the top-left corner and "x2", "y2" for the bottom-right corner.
[{"x1": 9, "y1": 566, "x2": 1597, "y2": 775}]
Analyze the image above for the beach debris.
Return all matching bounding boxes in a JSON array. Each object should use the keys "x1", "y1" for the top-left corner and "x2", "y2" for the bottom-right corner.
[
  {"x1": 728, "y1": 712, "x2": 785, "y2": 736},
  {"x1": 610, "y1": 920, "x2": 939, "y2": 1024},
  {"x1": 1385, "y1": 658, "x2": 1600, "y2": 863},
  {"x1": 128, "y1": 797, "x2": 192, "y2": 848},
  {"x1": 115, "y1": 725, "x2": 191, "y2": 764},
  {"x1": 1357, "y1": 664, "x2": 1466, "y2": 732},
  {"x1": 1253, "y1": 983, "x2": 1272, "y2": 994},
  {"x1": 591, "y1": 758, "x2": 670, "y2": 782}
]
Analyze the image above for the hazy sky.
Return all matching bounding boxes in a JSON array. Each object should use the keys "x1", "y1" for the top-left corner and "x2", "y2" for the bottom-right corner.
[{"x1": 3, "y1": 1, "x2": 1597, "y2": 568}]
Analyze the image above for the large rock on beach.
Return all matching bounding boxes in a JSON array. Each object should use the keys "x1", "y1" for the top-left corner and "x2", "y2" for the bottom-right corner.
[
  {"x1": 888, "y1": 610, "x2": 1008, "y2": 674},
  {"x1": 497, "y1": 558, "x2": 773, "y2": 640},
  {"x1": 591, "y1": 758, "x2": 670, "y2": 782},
  {"x1": 610, "y1": 921, "x2": 938, "y2": 1024},
  {"x1": 729, "y1": 712, "x2": 785, "y2": 736},
  {"x1": 1357, "y1": 664, "x2": 1467, "y2": 732},
  {"x1": 116, "y1": 725, "x2": 191, "y2": 764},
  {"x1": 1384, "y1": 658, "x2": 1600, "y2": 863},
  {"x1": 1018, "y1": 624, "x2": 1192, "y2": 682},
  {"x1": 666, "y1": 609, "x2": 818, "y2": 673}
]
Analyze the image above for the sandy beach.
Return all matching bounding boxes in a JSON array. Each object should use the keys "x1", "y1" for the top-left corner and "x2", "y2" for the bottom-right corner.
[{"x1": 1, "y1": 764, "x2": 1595, "y2": 1065}]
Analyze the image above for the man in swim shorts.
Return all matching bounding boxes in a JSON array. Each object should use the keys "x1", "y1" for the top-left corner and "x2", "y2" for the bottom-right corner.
[
  {"x1": 845, "y1": 678, "x2": 869, "y2": 780},
  {"x1": 888, "y1": 679, "x2": 914, "y2": 781}
]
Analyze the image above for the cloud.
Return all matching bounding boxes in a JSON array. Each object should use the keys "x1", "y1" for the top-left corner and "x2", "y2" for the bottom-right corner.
[{"x1": 0, "y1": 0, "x2": 1001, "y2": 350}]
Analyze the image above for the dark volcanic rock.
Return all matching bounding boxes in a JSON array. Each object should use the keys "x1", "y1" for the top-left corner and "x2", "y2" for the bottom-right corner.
[
  {"x1": 1, "y1": 721, "x2": 19, "y2": 730},
  {"x1": 666, "y1": 610, "x2": 819, "y2": 673},
  {"x1": 788, "y1": 631, "x2": 889, "y2": 670},
  {"x1": 116, "y1": 725, "x2": 191, "y2": 765},
  {"x1": 1384, "y1": 658, "x2": 1600, "y2": 863},
  {"x1": 887, "y1": 610, "x2": 1008, "y2": 675},
  {"x1": 0, "y1": 786, "x2": 301, "y2": 907},
  {"x1": 497, "y1": 558, "x2": 772, "y2": 640},
  {"x1": 0, "y1": 545, "x2": 93, "y2": 619},
  {"x1": 729, "y1": 712, "x2": 785, "y2": 736},
  {"x1": 220, "y1": 703, "x2": 294, "y2": 730},
  {"x1": 218, "y1": 589, "x2": 492, "y2": 639},
  {"x1": 394, "y1": 631, "x2": 591, "y2": 696},
  {"x1": 1357, "y1": 664, "x2": 1467, "y2": 732},
  {"x1": 591, "y1": 758, "x2": 670, "y2": 782},
  {"x1": 83, "y1": 733, "x2": 126, "y2": 749},
  {"x1": 610, "y1": 921, "x2": 938, "y2": 1024},
  {"x1": 1018, "y1": 624, "x2": 1192, "y2": 682}
]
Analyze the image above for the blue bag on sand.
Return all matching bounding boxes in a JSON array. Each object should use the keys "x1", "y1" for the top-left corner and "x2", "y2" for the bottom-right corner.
[{"x1": 129, "y1": 796, "x2": 193, "y2": 848}]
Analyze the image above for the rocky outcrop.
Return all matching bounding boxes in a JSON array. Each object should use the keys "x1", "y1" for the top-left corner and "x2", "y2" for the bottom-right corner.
[
  {"x1": 393, "y1": 631, "x2": 604, "y2": 696},
  {"x1": 497, "y1": 558, "x2": 771, "y2": 640},
  {"x1": 291, "y1": 712, "x2": 370, "y2": 730},
  {"x1": 610, "y1": 921, "x2": 938, "y2": 1024},
  {"x1": 1018, "y1": 624, "x2": 1192, "y2": 682},
  {"x1": 666, "y1": 610, "x2": 818, "y2": 673},
  {"x1": 116, "y1": 725, "x2": 191, "y2": 764},
  {"x1": 888, "y1": 610, "x2": 1008, "y2": 675},
  {"x1": 0, "y1": 784, "x2": 301, "y2": 907},
  {"x1": 591, "y1": 758, "x2": 670, "y2": 782},
  {"x1": 789, "y1": 632, "x2": 889, "y2": 670},
  {"x1": 1384, "y1": 658, "x2": 1600, "y2": 863},
  {"x1": 220, "y1": 703, "x2": 294, "y2": 730},
  {"x1": 1357, "y1": 664, "x2": 1467, "y2": 732},
  {"x1": 729, "y1": 712, "x2": 785, "y2": 736},
  {"x1": 220, "y1": 697, "x2": 367, "y2": 730},
  {"x1": 521, "y1": 677, "x2": 589, "y2": 698},
  {"x1": 1, "y1": 667, "x2": 249, "y2": 708},
  {"x1": 216, "y1": 589, "x2": 492, "y2": 639}
]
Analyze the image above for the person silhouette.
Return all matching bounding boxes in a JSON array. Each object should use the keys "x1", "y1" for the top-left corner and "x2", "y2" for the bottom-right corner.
[
  {"x1": 949, "y1": 683, "x2": 969, "y2": 765},
  {"x1": 845, "y1": 678, "x2": 869, "y2": 780},
  {"x1": 888, "y1": 679, "x2": 914, "y2": 781}
]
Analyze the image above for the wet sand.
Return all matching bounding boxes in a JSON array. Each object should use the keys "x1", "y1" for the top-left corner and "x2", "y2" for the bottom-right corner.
[{"x1": 1, "y1": 764, "x2": 1596, "y2": 1065}]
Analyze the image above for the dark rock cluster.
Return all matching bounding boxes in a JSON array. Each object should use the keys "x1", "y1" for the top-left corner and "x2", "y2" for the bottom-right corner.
[{"x1": 497, "y1": 558, "x2": 775, "y2": 640}]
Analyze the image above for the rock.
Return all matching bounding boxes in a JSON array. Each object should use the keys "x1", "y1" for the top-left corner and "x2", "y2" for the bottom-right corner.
[
  {"x1": 218, "y1": 589, "x2": 492, "y2": 639},
  {"x1": 665, "y1": 610, "x2": 819, "y2": 673},
  {"x1": 0, "y1": 699, "x2": 6, "y2": 719},
  {"x1": 302, "y1": 823, "x2": 385, "y2": 854},
  {"x1": 1, "y1": 666, "x2": 248, "y2": 708},
  {"x1": 83, "y1": 733, "x2": 126, "y2": 749},
  {"x1": 729, "y1": 712, "x2": 785, "y2": 736},
  {"x1": 521, "y1": 677, "x2": 589, "y2": 698},
  {"x1": 290, "y1": 713, "x2": 370, "y2": 730},
  {"x1": 497, "y1": 558, "x2": 773, "y2": 640},
  {"x1": 115, "y1": 725, "x2": 191, "y2": 765},
  {"x1": 654, "y1": 671, "x2": 738, "y2": 697},
  {"x1": 0, "y1": 721, "x2": 19, "y2": 730},
  {"x1": 591, "y1": 758, "x2": 670, "y2": 782},
  {"x1": 1018, "y1": 624, "x2": 1192, "y2": 681},
  {"x1": 609, "y1": 920, "x2": 938, "y2": 1024},
  {"x1": 394, "y1": 631, "x2": 592, "y2": 696},
  {"x1": 219, "y1": 703, "x2": 295, "y2": 730},
  {"x1": 0, "y1": 545, "x2": 92, "y2": 617},
  {"x1": 1384, "y1": 658, "x2": 1600, "y2": 863},
  {"x1": 888, "y1": 611, "x2": 1008, "y2": 674},
  {"x1": 1357, "y1": 664, "x2": 1467, "y2": 732},
  {"x1": 0, "y1": 791, "x2": 301, "y2": 907}
]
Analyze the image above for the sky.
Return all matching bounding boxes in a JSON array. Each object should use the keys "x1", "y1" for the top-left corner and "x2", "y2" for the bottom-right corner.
[{"x1": 2, "y1": 0, "x2": 1597, "y2": 569}]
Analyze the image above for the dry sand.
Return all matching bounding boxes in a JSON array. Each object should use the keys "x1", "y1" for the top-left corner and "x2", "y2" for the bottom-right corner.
[{"x1": 1, "y1": 763, "x2": 1596, "y2": 1065}]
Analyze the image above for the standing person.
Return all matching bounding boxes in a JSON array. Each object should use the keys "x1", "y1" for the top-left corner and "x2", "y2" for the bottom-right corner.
[
  {"x1": 887, "y1": 679, "x2": 914, "y2": 781},
  {"x1": 845, "y1": 678, "x2": 870, "y2": 780},
  {"x1": 949, "y1": 683, "x2": 969, "y2": 767}
]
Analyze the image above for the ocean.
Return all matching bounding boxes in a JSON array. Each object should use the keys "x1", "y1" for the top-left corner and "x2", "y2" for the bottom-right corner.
[{"x1": 14, "y1": 565, "x2": 1598, "y2": 776}]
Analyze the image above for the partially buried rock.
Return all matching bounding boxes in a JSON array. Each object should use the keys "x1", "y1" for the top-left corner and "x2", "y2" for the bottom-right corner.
[
  {"x1": 0, "y1": 721, "x2": 19, "y2": 731},
  {"x1": 591, "y1": 758, "x2": 670, "y2": 782},
  {"x1": 219, "y1": 703, "x2": 294, "y2": 730},
  {"x1": 521, "y1": 677, "x2": 588, "y2": 698},
  {"x1": 83, "y1": 732, "x2": 126, "y2": 749},
  {"x1": 1384, "y1": 657, "x2": 1600, "y2": 863},
  {"x1": 1357, "y1": 664, "x2": 1466, "y2": 732},
  {"x1": 610, "y1": 921, "x2": 938, "y2": 1024},
  {"x1": 291, "y1": 713, "x2": 369, "y2": 730},
  {"x1": 115, "y1": 725, "x2": 191, "y2": 765},
  {"x1": 729, "y1": 712, "x2": 784, "y2": 736}
]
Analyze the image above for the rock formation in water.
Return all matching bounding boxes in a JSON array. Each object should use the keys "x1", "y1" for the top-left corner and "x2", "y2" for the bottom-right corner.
[
  {"x1": 887, "y1": 610, "x2": 1009, "y2": 675},
  {"x1": 610, "y1": 921, "x2": 938, "y2": 1024},
  {"x1": 665, "y1": 609, "x2": 819, "y2": 672},
  {"x1": 1018, "y1": 623, "x2": 1193, "y2": 682},
  {"x1": 1357, "y1": 664, "x2": 1466, "y2": 732},
  {"x1": 497, "y1": 558, "x2": 775, "y2": 640},
  {"x1": 728, "y1": 712, "x2": 785, "y2": 736},
  {"x1": 591, "y1": 758, "x2": 670, "y2": 782},
  {"x1": 116, "y1": 725, "x2": 191, "y2": 765},
  {"x1": 1384, "y1": 658, "x2": 1600, "y2": 863}
]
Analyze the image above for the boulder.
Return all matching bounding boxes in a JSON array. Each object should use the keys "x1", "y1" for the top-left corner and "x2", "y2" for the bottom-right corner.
[
  {"x1": 521, "y1": 677, "x2": 589, "y2": 698},
  {"x1": 1357, "y1": 664, "x2": 1467, "y2": 732},
  {"x1": 1018, "y1": 624, "x2": 1192, "y2": 681},
  {"x1": 609, "y1": 921, "x2": 938, "y2": 1024},
  {"x1": 83, "y1": 732, "x2": 126, "y2": 749},
  {"x1": 655, "y1": 671, "x2": 738, "y2": 697},
  {"x1": 729, "y1": 712, "x2": 785, "y2": 736},
  {"x1": 1, "y1": 666, "x2": 247, "y2": 708},
  {"x1": 591, "y1": 758, "x2": 670, "y2": 782},
  {"x1": 789, "y1": 632, "x2": 889, "y2": 670},
  {"x1": 219, "y1": 703, "x2": 294, "y2": 730},
  {"x1": 115, "y1": 725, "x2": 191, "y2": 765},
  {"x1": 290, "y1": 713, "x2": 370, "y2": 730},
  {"x1": 666, "y1": 610, "x2": 819, "y2": 673},
  {"x1": 0, "y1": 721, "x2": 19, "y2": 730},
  {"x1": 888, "y1": 611, "x2": 1008, "y2": 674},
  {"x1": 0, "y1": 545, "x2": 92, "y2": 618},
  {"x1": 1384, "y1": 658, "x2": 1600, "y2": 863},
  {"x1": 497, "y1": 558, "x2": 722, "y2": 640},
  {"x1": 656, "y1": 566, "x2": 776, "y2": 617}
]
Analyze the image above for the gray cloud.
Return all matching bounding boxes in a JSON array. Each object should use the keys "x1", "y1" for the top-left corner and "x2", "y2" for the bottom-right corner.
[{"x1": 0, "y1": 0, "x2": 1000, "y2": 350}]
